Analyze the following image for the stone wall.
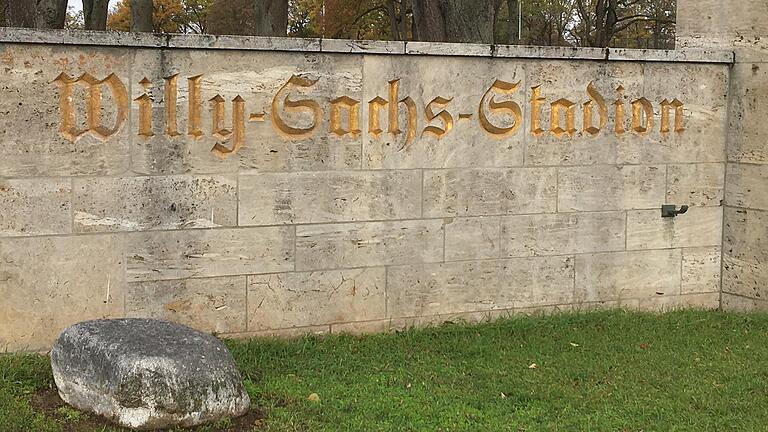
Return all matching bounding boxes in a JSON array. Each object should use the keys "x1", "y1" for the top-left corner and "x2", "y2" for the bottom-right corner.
[
  {"x1": 678, "y1": 0, "x2": 768, "y2": 311},
  {"x1": 0, "y1": 29, "x2": 732, "y2": 352}
]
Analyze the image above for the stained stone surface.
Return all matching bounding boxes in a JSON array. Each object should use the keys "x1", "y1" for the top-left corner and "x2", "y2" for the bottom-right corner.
[
  {"x1": 127, "y1": 277, "x2": 247, "y2": 334},
  {"x1": 666, "y1": 164, "x2": 725, "y2": 206},
  {"x1": 677, "y1": 0, "x2": 768, "y2": 311},
  {"x1": 575, "y1": 250, "x2": 682, "y2": 302},
  {"x1": 0, "y1": 178, "x2": 71, "y2": 236},
  {"x1": 557, "y1": 165, "x2": 666, "y2": 212},
  {"x1": 50, "y1": 319, "x2": 250, "y2": 430},
  {"x1": 626, "y1": 207, "x2": 723, "y2": 250},
  {"x1": 247, "y1": 267, "x2": 386, "y2": 329},
  {"x1": 423, "y1": 168, "x2": 557, "y2": 217},
  {"x1": 73, "y1": 175, "x2": 238, "y2": 232},
  {"x1": 0, "y1": 29, "x2": 740, "y2": 349},
  {"x1": 0, "y1": 44, "x2": 132, "y2": 177}
]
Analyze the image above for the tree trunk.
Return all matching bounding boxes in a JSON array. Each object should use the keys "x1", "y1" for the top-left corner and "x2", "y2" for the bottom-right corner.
[
  {"x1": 253, "y1": 0, "x2": 287, "y2": 36},
  {"x1": 0, "y1": 0, "x2": 38, "y2": 28},
  {"x1": 34, "y1": 0, "x2": 67, "y2": 28},
  {"x1": 387, "y1": 0, "x2": 400, "y2": 41},
  {"x1": 208, "y1": 0, "x2": 288, "y2": 36},
  {"x1": 507, "y1": 0, "x2": 519, "y2": 44},
  {"x1": 412, "y1": 0, "x2": 495, "y2": 43},
  {"x1": 131, "y1": 0, "x2": 153, "y2": 32},
  {"x1": 594, "y1": 0, "x2": 618, "y2": 47},
  {"x1": 83, "y1": 0, "x2": 109, "y2": 30}
]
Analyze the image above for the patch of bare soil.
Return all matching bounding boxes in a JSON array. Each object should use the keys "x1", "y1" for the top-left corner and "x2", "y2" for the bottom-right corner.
[{"x1": 31, "y1": 388, "x2": 265, "y2": 431}]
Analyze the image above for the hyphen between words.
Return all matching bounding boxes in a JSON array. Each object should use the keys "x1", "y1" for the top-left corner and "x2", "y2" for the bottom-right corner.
[{"x1": 54, "y1": 73, "x2": 685, "y2": 158}]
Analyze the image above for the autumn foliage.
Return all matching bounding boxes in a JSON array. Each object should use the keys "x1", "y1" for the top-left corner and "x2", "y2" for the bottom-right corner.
[{"x1": 107, "y1": 0, "x2": 212, "y2": 33}]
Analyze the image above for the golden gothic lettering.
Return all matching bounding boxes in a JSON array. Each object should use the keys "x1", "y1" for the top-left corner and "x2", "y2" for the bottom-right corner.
[
  {"x1": 187, "y1": 75, "x2": 204, "y2": 139},
  {"x1": 330, "y1": 96, "x2": 362, "y2": 138},
  {"x1": 479, "y1": 80, "x2": 522, "y2": 138},
  {"x1": 423, "y1": 96, "x2": 454, "y2": 139},
  {"x1": 271, "y1": 75, "x2": 321, "y2": 140},
  {"x1": 583, "y1": 82, "x2": 607, "y2": 136},
  {"x1": 53, "y1": 72, "x2": 687, "y2": 158},
  {"x1": 53, "y1": 72, "x2": 128, "y2": 142}
]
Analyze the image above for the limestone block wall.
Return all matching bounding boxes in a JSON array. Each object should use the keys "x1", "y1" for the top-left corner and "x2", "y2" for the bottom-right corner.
[
  {"x1": 0, "y1": 29, "x2": 732, "y2": 352},
  {"x1": 678, "y1": 0, "x2": 768, "y2": 311}
]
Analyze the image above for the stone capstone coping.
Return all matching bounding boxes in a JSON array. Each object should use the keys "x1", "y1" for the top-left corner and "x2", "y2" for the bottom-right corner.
[
  {"x1": 0, "y1": 27, "x2": 735, "y2": 64},
  {"x1": 50, "y1": 318, "x2": 251, "y2": 430}
]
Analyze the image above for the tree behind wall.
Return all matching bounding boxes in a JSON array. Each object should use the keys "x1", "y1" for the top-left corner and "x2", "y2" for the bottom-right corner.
[
  {"x1": 36, "y1": 0, "x2": 69, "y2": 28},
  {"x1": 0, "y1": 0, "x2": 68, "y2": 28},
  {"x1": 287, "y1": 0, "x2": 413, "y2": 41},
  {"x1": 132, "y1": 0, "x2": 154, "y2": 31},
  {"x1": 83, "y1": 0, "x2": 110, "y2": 30},
  {"x1": 208, "y1": 0, "x2": 288, "y2": 36},
  {"x1": 572, "y1": 0, "x2": 676, "y2": 48},
  {"x1": 411, "y1": 0, "x2": 495, "y2": 43},
  {"x1": 108, "y1": 0, "x2": 211, "y2": 33}
]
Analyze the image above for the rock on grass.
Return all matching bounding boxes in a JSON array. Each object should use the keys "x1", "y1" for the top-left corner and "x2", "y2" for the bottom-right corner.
[{"x1": 50, "y1": 319, "x2": 250, "y2": 430}]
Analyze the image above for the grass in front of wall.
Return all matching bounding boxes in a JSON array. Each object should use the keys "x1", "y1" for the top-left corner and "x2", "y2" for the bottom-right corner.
[{"x1": 2, "y1": 309, "x2": 768, "y2": 431}]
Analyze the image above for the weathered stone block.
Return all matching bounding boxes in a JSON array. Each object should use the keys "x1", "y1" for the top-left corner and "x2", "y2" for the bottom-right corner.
[
  {"x1": 295, "y1": 220, "x2": 443, "y2": 271},
  {"x1": 721, "y1": 293, "x2": 768, "y2": 312},
  {"x1": 386, "y1": 256, "x2": 574, "y2": 317},
  {"x1": 727, "y1": 63, "x2": 768, "y2": 163},
  {"x1": 558, "y1": 165, "x2": 665, "y2": 212},
  {"x1": 129, "y1": 49, "x2": 364, "y2": 175},
  {"x1": 723, "y1": 207, "x2": 768, "y2": 264},
  {"x1": 0, "y1": 45, "x2": 131, "y2": 176},
  {"x1": 73, "y1": 175, "x2": 237, "y2": 232},
  {"x1": 626, "y1": 206, "x2": 722, "y2": 250},
  {"x1": 444, "y1": 216, "x2": 501, "y2": 261},
  {"x1": 501, "y1": 212, "x2": 625, "y2": 257},
  {"x1": 127, "y1": 227, "x2": 294, "y2": 282},
  {"x1": 405, "y1": 41, "x2": 492, "y2": 57},
  {"x1": 423, "y1": 168, "x2": 557, "y2": 217},
  {"x1": 499, "y1": 256, "x2": 575, "y2": 308},
  {"x1": 575, "y1": 250, "x2": 681, "y2": 303},
  {"x1": 361, "y1": 55, "x2": 525, "y2": 169},
  {"x1": 0, "y1": 235, "x2": 125, "y2": 352},
  {"x1": 676, "y1": 0, "x2": 750, "y2": 43},
  {"x1": 386, "y1": 260, "x2": 501, "y2": 318},
  {"x1": 523, "y1": 61, "x2": 642, "y2": 166},
  {"x1": 722, "y1": 207, "x2": 768, "y2": 299},
  {"x1": 722, "y1": 256, "x2": 768, "y2": 300},
  {"x1": 127, "y1": 277, "x2": 247, "y2": 334},
  {"x1": 682, "y1": 293, "x2": 721, "y2": 309},
  {"x1": 323, "y1": 39, "x2": 405, "y2": 54},
  {"x1": 630, "y1": 63, "x2": 728, "y2": 164},
  {"x1": 167, "y1": 34, "x2": 321, "y2": 51},
  {"x1": 666, "y1": 163, "x2": 725, "y2": 206},
  {"x1": 513, "y1": 304, "x2": 576, "y2": 316},
  {"x1": 226, "y1": 325, "x2": 330, "y2": 339},
  {"x1": 0, "y1": 178, "x2": 71, "y2": 236},
  {"x1": 682, "y1": 247, "x2": 721, "y2": 294},
  {"x1": 677, "y1": 0, "x2": 768, "y2": 62},
  {"x1": 523, "y1": 61, "x2": 727, "y2": 166},
  {"x1": 330, "y1": 319, "x2": 391, "y2": 335},
  {"x1": 620, "y1": 293, "x2": 719, "y2": 311},
  {"x1": 238, "y1": 171, "x2": 421, "y2": 225},
  {"x1": 726, "y1": 163, "x2": 768, "y2": 210},
  {"x1": 389, "y1": 310, "x2": 502, "y2": 331},
  {"x1": 247, "y1": 267, "x2": 385, "y2": 330}
]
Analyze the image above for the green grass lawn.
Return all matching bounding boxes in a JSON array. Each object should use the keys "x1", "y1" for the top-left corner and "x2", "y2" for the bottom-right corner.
[{"x1": 3, "y1": 309, "x2": 768, "y2": 431}]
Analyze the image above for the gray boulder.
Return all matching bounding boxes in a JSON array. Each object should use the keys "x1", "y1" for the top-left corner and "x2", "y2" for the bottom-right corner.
[{"x1": 50, "y1": 318, "x2": 251, "y2": 430}]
